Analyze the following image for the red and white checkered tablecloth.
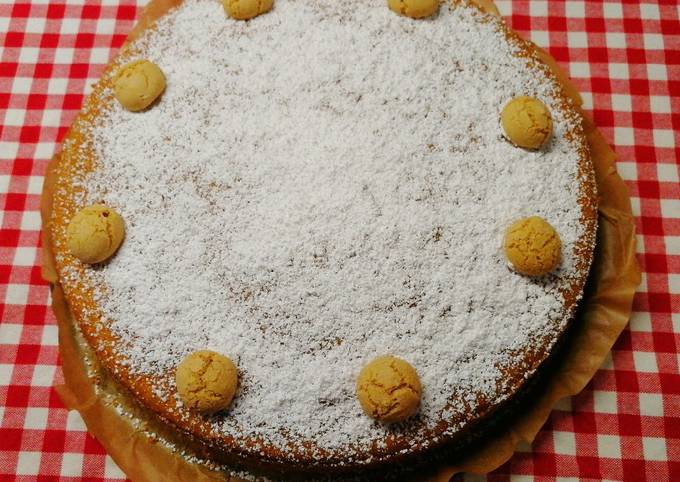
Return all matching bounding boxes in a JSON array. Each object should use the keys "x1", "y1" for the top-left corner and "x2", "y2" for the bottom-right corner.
[{"x1": 0, "y1": 0, "x2": 678, "y2": 480}]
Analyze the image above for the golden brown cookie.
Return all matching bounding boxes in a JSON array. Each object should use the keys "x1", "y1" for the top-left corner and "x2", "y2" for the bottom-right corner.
[
  {"x1": 66, "y1": 204, "x2": 125, "y2": 264},
  {"x1": 388, "y1": 0, "x2": 439, "y2": 19},
  {"x1": 500, "y1": 96, "x2": 553, "y2": 150},
  {"x1": 175, "y1": 350, "x2": 238, "y2": 414},
  {"x1": 356, "y1": 355, "x2": 421, "y2": 423},
  {"x1": 222, "y1": 0, "x2": 273, "y2": 20},
  {"x1": 503, "y1": 216, "x2": 561, "y2": 276},
  {"x1": 113, "y1": 60, "x2": 166, "y2": 112}
]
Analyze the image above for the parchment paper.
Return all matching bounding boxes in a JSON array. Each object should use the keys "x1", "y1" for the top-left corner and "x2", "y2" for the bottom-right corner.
[{"x1": 40, "y1": 0, "x2": 640, "y2": 480}]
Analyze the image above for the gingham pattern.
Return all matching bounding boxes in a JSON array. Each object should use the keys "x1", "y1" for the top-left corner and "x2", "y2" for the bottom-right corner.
[{"x1": 0, "y1": 1, "x2": 677, "y2": 480}]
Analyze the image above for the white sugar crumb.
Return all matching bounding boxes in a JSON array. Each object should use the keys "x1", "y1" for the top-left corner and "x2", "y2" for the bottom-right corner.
[{"x1": 68, "y1": 0, "x2": 591, "y2": 455}]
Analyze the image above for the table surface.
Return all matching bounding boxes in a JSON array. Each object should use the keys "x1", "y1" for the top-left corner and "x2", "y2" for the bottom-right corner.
[{"x1": 1, "y1": 1, "x2": 678, "y2": 480}]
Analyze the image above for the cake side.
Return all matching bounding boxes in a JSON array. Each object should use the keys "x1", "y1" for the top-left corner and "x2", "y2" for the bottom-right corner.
[{"x1": 48, "y1": 0, "x2": 597, "y2": 476}]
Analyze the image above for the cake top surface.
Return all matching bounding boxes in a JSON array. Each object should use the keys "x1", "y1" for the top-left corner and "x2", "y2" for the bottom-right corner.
[{"x1": 54, "y1": 0, "x2": 593, "y2": 459}]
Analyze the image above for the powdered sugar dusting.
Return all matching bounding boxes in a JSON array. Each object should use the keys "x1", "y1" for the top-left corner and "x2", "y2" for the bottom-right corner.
[{"x1": 60, "y1": 0, "x2": 591, "y2": 455}]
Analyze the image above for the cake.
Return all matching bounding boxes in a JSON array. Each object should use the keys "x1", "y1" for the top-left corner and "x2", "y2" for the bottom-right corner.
[{"x1": 46, "y1": 0, "x2": 598, "y2": 479}]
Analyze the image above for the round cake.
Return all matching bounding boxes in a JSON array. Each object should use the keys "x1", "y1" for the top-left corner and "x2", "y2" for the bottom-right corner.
[{"x1": 48, "y1": 0, "x2": 597, "y2": 478}]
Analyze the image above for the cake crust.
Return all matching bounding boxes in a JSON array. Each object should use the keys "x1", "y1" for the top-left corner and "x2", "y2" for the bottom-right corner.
[{"x1": 47, "y1": 0, "x2": 598, "y2": 478}]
